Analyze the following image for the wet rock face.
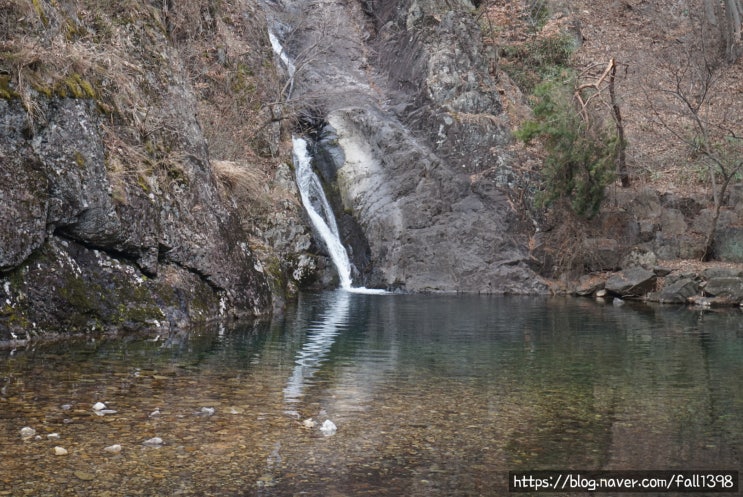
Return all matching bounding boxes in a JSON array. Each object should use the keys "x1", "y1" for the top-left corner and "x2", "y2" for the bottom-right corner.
[
  {"x1": 328, "y1": 107, "x2": 542, "y2": 293},
  {"x1": 268, "y1": 0, "x2": 544, "y2": 293},
  {"x1": 0, "y1": 97, "x2": 270, "y2": 338}
]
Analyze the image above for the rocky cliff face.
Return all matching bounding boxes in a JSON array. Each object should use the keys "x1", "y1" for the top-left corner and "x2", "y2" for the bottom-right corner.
[
  {"x1": 0, "y1": 0, "x2": 316, "y2": 339},
  {"x1": 1, "y1": 0, "x2": 551, "y2": 340},
  {"x1": 267, "y1": 0, "x2": 546, "y2": 293},
  {"x1": 0, "y1": 88, "x2": 270, "y2": 338}
]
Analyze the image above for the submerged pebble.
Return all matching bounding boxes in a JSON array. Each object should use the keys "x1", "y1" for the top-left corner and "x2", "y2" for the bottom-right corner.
[
  {"x1": 54, "y1": 446, "x2": 68, "y2": 456},
  {"x1": 320, "y1": 419, "x2": 337, "y2": 436},
  {"x1": 20, "y1": 427, "x2": 36, "y2": 440},
  {"x1": 94, "y1": 409, "x2": 118, "y2": 417},
  {"x1": 199, "y1": 407, "x2": 215, "y2": 416},
  {"x1": 74, "y1": 471, "x2": 95, "y2": 481},
  {"x1": 92, "y1": 402, "x2": 107, "y2": 411},
  {"x1": 302, "y1": 418, "x2": 316, "y2": 429},
  {"x1": 143, "y1": 437, "x2": 164, "y2": 447},
  {"x1": 104, "y1": 444, "x2": 122, "y2": 454}
]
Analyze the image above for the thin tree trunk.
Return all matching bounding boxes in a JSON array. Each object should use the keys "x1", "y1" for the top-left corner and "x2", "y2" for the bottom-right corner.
[
  {"x1": 702, "y1": 174, "x2": 730, "y2": 261},
  {"x1": 608, "y1": 61, "x2": 629, "y2": 187}
]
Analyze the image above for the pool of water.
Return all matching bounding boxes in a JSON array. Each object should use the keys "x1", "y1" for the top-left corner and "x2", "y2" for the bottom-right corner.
[{"x1": 1, "y1": 292, "x2": 741, "y2": 496}]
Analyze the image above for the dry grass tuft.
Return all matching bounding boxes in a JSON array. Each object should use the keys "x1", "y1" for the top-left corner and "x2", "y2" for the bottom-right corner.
[{"x1": 211, "y1": 160, "x2": 273, "y2": 211}]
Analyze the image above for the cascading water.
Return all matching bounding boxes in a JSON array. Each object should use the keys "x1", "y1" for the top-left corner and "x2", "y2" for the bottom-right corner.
[
  {"x1": 269, "y1": 28, "x2": 386, "y2": 293},
  {"x1": 267, "y1": 30, "x2": 295, "y2": 97},
  {"x1": 292, "y1": 137, "x2": 354, "y2": 290}
]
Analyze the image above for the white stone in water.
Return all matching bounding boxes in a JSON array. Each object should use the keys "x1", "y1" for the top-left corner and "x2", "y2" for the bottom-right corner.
[
  {"x1": 143, "y1": 437, "x2": 163, "y2": 446},
  {"x1": 92, "y1": 402, "x2": 107, "y2": 411},
  {"x1": 54, "y1": 446, "x2": 68, "y2": 456},
  {"x1": 47, "y1": 433, "x2": 60, "y2": 440},
  {"x1": 200, "y1": 407, "x2": 215, "y2": 416},
  {"x1": 104, "y1": 444, "x2": 122, "y2": 454},
  {"x1": 302, "y1": 418, "x2": 316, "y2": 429},
  {"x1": 320, "y1": 419, "x2": 337, "y2": 436},
  {"x1": 20, "y1": 427, "x2": 36, "y2": 439}
]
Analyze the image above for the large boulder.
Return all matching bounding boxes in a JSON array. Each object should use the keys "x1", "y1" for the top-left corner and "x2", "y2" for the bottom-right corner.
[
  {"x1": 713, "y1": 227, "x2": 743, "y2": 263},
  {"x1": 656, "y1": 278, "x2": 699, "y2": 304},
  {"x1": 606, "y1": 267, "x2": 657, "y2": 298},
  {"x1": 703, "y1": 277, "x2": 743, "y2": 302},
  {"x1": 328, "y1": 107, "x2": 544, "y2": 293}
]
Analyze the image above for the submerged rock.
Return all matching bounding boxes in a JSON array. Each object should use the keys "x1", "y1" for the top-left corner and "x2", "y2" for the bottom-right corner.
[
  {"x1": 104, "y1": 444, "x2": 122, "y2": 454},
  {"x1": 320, "y1": 419, "x2": 337, "y2": 437},
  {"x1": 302, "y1": 418, "x2": 316, "y2": 429},
  {"x1": 199, "y1": 407, "x2": 216, "y2": 417},
  {"x1": 20, "y1": 427, "x2": 36, "y2": 440},
  {"x1": 143, "y1": 437, "x2": 164, "y2": 447}
]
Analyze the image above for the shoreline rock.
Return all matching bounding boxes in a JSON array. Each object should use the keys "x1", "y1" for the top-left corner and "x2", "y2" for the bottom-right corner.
[{"x1": 572, "y1": 262, "x2": 743, "y2": 308}]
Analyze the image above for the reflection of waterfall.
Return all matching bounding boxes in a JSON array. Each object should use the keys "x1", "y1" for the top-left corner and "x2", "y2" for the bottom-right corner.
[{"x1": 283, "y1": 290, "x2": 350, "y2": 404}]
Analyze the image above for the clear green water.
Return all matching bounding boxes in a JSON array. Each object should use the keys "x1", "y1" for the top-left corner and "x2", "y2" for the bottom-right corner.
[{"x1": 1, "y1": 292, "x2": 741, "y2": 496}]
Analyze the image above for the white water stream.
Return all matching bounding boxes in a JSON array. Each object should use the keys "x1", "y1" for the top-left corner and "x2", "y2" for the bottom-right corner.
[
  {"x1": 292, "y1": 138, "x2": 387, "y2": 294},
  {"x1": 292, "y1": 137, "x2": 354, "y2": 290},
  {"x1": 269, "y1": 29, "x2": 386, "y2": 293}
]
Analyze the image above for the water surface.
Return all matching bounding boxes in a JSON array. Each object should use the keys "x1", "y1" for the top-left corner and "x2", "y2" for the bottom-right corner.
[{"x1": 1, "y1": 293, "x2": 741, "y2": 496}]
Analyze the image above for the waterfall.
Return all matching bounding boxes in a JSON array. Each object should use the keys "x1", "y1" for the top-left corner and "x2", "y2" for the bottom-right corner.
[
  {"x1": 293, "y1": 137, "x2": 354, "y2": 290},
  {"x1": 267, "y1": 30, "x2": 295, "y2": 97},
  {"x1": 270, "y1": 29, "x2": 386, "y2": 293}
]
